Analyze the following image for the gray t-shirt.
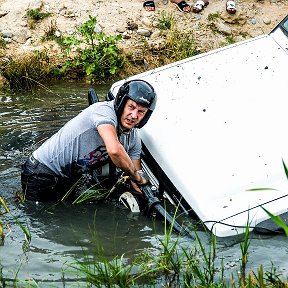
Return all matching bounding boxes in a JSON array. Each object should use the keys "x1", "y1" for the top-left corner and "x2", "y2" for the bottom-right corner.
[{"x1": 33, "y1": 100, "x2": 141, "y2": 177}]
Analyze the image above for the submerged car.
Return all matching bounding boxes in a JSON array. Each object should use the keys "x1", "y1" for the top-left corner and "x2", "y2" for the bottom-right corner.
[{"x1": 109, "y1": 15, "x2": 288, "y2": 237}]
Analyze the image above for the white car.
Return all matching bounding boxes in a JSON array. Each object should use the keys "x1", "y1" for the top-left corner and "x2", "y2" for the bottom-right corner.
[{"x1": 110, "y1": 15, "x2": 288, "y2": 237}]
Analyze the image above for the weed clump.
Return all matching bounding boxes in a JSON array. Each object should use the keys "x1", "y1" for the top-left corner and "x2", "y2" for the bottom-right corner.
[
  {"x1": 157, "y1": 11, "x2": 175, "y2": 30},
  {"x1": 41, "y1": 20, "x2": 59, "y2": 42},
  {"x1": 26, "y1": 8, "x2": 51, "y2": 29},
  {"x1": 0, "y1": 33, "x2": 6, "y2": 49},
  {"x1": 1, "y1": 50, "x2": 55, "y2": 91}
]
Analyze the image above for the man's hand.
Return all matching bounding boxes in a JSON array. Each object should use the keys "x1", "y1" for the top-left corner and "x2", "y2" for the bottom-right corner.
[
  {"x1": 130, "y1": 170, "x2": 149, "y2": 192},
  {"x1": 136, "y1": 170, "x2": 149, "y2": 185}
]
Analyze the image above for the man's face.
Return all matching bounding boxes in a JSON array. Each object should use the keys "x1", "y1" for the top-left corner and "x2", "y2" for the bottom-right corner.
[{"x1": 120, "y1": 99, "x2": 148, "y2": 130}]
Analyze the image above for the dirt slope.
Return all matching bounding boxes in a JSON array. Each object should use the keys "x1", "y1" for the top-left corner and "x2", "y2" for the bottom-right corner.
[{"x1": 0, "y1": 0, "x2": 287, "y2": 73}]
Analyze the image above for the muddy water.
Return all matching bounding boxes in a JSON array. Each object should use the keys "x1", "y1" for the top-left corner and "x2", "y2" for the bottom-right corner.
[{"x1": 0, "y1": 82, "x2": 288, "y2": 286}]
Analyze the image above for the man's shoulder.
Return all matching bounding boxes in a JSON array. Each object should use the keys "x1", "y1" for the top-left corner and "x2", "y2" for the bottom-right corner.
[
  {"x1": 89, "y1": 100, "x2": 117, "y2": 126},
  {"x1": 85, "y1": 100, "x2": 114, "y2": 114},
  {"x1": 94, "y1": 100, "x2": 114, "y2": 111}
]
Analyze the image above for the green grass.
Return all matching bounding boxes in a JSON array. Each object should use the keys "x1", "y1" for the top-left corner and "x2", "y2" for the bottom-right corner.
[
  {"x1": 207, "y1": 12, "x2": 221, "y2": 22},
  {"x1": 0, "y1": 33, "x2": 6, "y2": 49},
  {"x1": 1, "y1": 192, "x2": 288, "y2": 286},
  {"x1": 156, "y1": 11, "x2": 175, "y2": 30},
  {"x1": 26, "y1": 8, "x2": 51, "y2": 21},
  {"x1": 64, "y1": 221, "x2": 288, "y2": 287},
  {"x1": 26, "y1": 8, "x2": 52, "y2": 29},
  {"x1": 1, "y1": 50, "x2": 55, "y2": 91}
]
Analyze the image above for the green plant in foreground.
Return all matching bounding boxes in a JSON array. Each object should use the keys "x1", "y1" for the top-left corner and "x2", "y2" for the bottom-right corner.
[
  {"x1": 64, "y1": 213, "x2": 139, "y2": 287},
  {"x1": 0, "y1": 195, "x2": 10, "y2": 242},
  {"x1": 154, "y1": 211, "x2": 184, "y2": 279},
  {"x1": 182, "y1": 232, "x2": 218, "y2": 287},
  {"x1": 72, "y1": 184, "x2": 109, "y2": 204},
  {"x1": 13, "y1": 217, "x2": 31, "y2": 248},
  {"x1": 61, "y1": 15, "x2": 125, "y2": 83},
  {"x1": 239, "y1": 218, "x2": 251, "y2": 287},
  {"x1": 73, "y1": 254, "x2": 136, "y2": 287},
  {"x1": 253, "y1": 159, "x2": 288, "y2": 237},
  {"x1": 0, "y1": 195, "x2": 31, "y2": 249}
]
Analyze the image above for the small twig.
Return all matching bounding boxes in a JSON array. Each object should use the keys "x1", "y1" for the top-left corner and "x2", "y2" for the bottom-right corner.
[
  {"x1": 105, "y1": 175, "x2": 129, "y2": 199},
  {"x1": 22, "y1": 76, "x2": 61, "y2": 97}
]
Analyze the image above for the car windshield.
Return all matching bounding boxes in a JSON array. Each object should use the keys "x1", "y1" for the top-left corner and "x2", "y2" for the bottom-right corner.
[
  {"x1": 284, "y1": 19, "x2": 288, "y2": 31},
  {"x1": 281, "y1": 16, "x2": 288, "y2": 35}
]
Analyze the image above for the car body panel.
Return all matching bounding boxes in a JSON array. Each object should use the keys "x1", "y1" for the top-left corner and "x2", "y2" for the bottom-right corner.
[{"x1": 109, "y1": 16, "x2": 288, "y2": 237}]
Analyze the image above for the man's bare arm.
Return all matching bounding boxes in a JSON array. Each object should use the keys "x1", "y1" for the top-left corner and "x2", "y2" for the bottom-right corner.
[{"x1": 97, "y1": 124, "x2": 145, "y2": 184}]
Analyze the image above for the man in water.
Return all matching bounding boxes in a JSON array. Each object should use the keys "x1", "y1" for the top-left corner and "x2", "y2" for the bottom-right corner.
[{"x1": 21, "y1": 79, "x2": 157, "y2": 201}]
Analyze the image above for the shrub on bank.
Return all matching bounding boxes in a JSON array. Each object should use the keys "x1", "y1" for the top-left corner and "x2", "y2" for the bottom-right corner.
[{"x1": 60, "y1": 16, "x2": 125, "y2": 83}]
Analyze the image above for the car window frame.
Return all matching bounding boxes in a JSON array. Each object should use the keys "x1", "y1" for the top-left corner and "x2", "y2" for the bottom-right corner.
[{"x1": 271, "y1": 15, "x2": 288, "y2": 36}]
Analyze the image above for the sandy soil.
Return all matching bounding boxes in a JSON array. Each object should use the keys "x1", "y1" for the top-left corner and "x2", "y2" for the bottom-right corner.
[{"x1": 0, "y1": 0, "x2": 288, "y2": 66}]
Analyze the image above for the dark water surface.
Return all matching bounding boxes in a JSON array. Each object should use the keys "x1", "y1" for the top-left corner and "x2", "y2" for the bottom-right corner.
[{"x1": 1, "y1": 82, "x2": 288, "y2": 286}]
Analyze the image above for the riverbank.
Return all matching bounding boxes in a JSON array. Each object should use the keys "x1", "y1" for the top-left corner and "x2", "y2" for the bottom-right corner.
[{"x1": 0, "y1": 0, "x2": 288, "y2": 87}]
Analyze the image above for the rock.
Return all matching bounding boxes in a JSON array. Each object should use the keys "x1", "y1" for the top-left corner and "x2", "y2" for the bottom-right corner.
[
  {"x1": 63, "y1": 10, "x2": 76, "y2": 18},
  {"x1": 23, "y1": 38, "x2": 32, "y2": 46},
  {"x1": 3, "y1": 38, "x2": 12, "y2": 43},
  {"x1": 148, "y1": 38, "x2": 166, "y2": 50},
  {"x1": 122, "y1": 32, "x2": 131, "y2": 39},
  {"x1": 143, "y1": 58, "x2": 149, "y2": 70},
  {"x1": 0, "y1": 10, "x2": 9, "y2": 18},
  {"x1": 221, "y1": 11, "x2": 247, "y2": 25},
  {"x1": 94, "y1": 23, "x2": 102, "y2": 33},
  {"x1": 192, "y1": 14, "x2": 201, "y2": 21},
  {"x1": 263, "y1": 18, "x2": 271, "y2": 25},
  {"x1": 116, "y1": 27, "x2": 126, "y2": 33},
  {"x1": 141, "y1": 17, "x2": 153, "y2": 28},
  {"x1": 12, "y1": 29, "x2": 31, "y2": 44},
  {"x1": 28, "y1": 0, "x2": 44, "y2": 10},
  {"x1": 137, "y1": 28, "x2": 151, "y2": 37},
  {"x1": 127, "y1": 21, "x2": 138, "y2": 31},
  {"x1": 215, "y1": 22, "x2": 232, "y2": 35},
  {"x1": 20, "y1": 21, "x2": 28, "y2": 27},
  {"x1": 55, "y1": 30, "x2": 61, "y2": 37},
  {"x1": 66, "y1": 29, "x2": 74, "y2": 35},
  {"x1": 150, "y1": 30, "x2": 161, "y2": 39},
  {"x1": 2, "y1": 31, "x2": 12, "y2": 38}
]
